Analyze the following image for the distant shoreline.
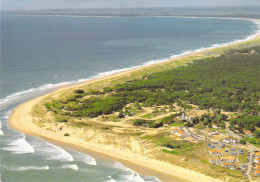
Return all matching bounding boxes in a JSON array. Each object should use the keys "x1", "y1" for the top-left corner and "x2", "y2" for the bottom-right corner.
[{"x1": 9, "y1": 18, "x2": 260, "y2": 182}]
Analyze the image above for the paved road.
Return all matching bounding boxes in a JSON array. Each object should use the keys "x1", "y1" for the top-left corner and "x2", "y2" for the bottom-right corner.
[
  {"x1": 225, "y1": 122, "x2": 242, "y2": 140},
  {"x1": 246, "y1": 147, "x2": 255, "y2": 178}
]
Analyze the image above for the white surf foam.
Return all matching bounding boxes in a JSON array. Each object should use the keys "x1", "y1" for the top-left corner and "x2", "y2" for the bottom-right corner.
[
  {"x1": 109, "y1": 162, "x2": 145, "y2": 182},
  {"x1": 32, "y1": 140, "x2": 74, "y2": 162},
  {"x1": 2, "y1": 135, "x2": 35, "y2": 154},
  {"x1": 105, "y1": 179, "x2": 117, "y2": 182},
  {"x1": 61, "y1": 164, "x2": 79, "y2": 170},
  {"x1": 0, "y1": 82, "x2": 71, "y2": 107},
  {"x1": 0, "y1": 121, "x2": 3, "y2": 136},
  {"x1": 70, "y1": 150, "x2": 96, "y2": 165},
  {"x1": 11, "y1": 166, "x2": 49, "y2": 171},
  {"x1": 3, "y1": 110, "x2": 12, "y2": 120}
]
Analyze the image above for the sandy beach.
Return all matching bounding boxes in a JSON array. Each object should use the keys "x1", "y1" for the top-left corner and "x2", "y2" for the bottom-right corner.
[{"x1": 9, "y1": 18, "x2": 260, "y2": 182}]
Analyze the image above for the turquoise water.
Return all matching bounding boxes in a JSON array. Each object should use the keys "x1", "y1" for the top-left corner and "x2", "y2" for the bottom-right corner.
[{"x1": 0, "y1": 15, "x2": 259, "y2": 182}]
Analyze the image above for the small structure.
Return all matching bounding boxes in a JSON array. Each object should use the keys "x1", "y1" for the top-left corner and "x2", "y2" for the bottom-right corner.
[
  {"x1": 254, "y1": 158, "x2": 260, "y2": 163},
  {"x1": 222, "y1": 137, "x2": 238, "y2": 144},
  {"x1": 222, "y1": 163, "x2": 235, "y2": 167},
  {"x1": 212, "y1": 124, "x2": 218, "y2": 129},
  {"x1": 177, "y1": 111, "x2": 196, "y2": 121},
  {"x1": 255, "y1": 152, "x2": 260, "y2": 159},
  {"x1": 243, "y1": 130, "x2": 253, "y2": 138},
  {"x1": 171, "y1": 128, "x2": 179, "y2": 134},
  {"x1": 176, "y1": 130, "x2": 188, "y2": 137},
  {"x1": 210, "y1": 158, "x2": 217, "y2": 163},
  {"x1": 220, "y1": 156, "x2": 236, "y2": 163},
  {"x1": 210, "y1": 150, "x2": 221, "y2": 155},
  {"x1": 225, "y1": 149, "x2": 229, "y2": 152},
  {"x1": 255, "y1": 170, "x2": 260, "y2": 176}
]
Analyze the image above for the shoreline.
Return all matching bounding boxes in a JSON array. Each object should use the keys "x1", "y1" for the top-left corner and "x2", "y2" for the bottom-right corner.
[
  {"x1": 1, "y1": 16, "x2": 259, "y2": 107},
  {"x1": 9, "y1": 18, "x2": 260, "y2": 182}
]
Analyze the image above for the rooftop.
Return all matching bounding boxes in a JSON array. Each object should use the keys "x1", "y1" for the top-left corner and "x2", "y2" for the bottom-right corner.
[{"x1": 221, "y1": 156, "x2": 236, "y2": 160}]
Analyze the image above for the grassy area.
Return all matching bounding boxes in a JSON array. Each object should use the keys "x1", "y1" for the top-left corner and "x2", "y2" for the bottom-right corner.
[
  {"x1": 162, "y1": 149, "x2": 178, "y2": 155},
  {"x1": 140, "y1": 113, "x2": 153, "y2": 119}
]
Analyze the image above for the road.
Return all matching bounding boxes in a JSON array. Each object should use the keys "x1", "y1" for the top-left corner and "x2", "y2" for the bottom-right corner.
[{"x1": 225, "y1": 122, "x2": 255, "y2": 178}]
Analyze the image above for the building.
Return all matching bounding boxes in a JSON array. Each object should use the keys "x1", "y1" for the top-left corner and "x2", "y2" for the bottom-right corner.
[
  {"x1": 210, "y1": 158, "x2": 217, "y2": 163},
  {"x1": 254, "y1": 158, "x2": 260, "y2": 163},
  {"x1": 222, "y1": 163, "x2": 235, "y2": 167},
  {"x1": 177, "y1": 111, "x2": 196, "y2": 121},
  {"x1": 256, "y1": 165, "x2": 260, "y2": 170},
  {"x1": 176, "y1": 130, "x2": 188, "y2": 137},
  {"x1": 210, "y1": 150, "x2": 221, "y2": 155},
  {"x1": 222, "y1": 137, "x2": 238, "y2": 144},
  {"x1": 212, "y1": 124, "x2": 218, "y2": 129},
  {"x1": 220, "y1": 156, "x2": 236, "y2": 163},
  {"x1": 255, "y1": 170, "x2": 260, "y2": 176},
  {"x1": 243, "y1": 130, "x2": 253, "y2": 138},
  {"x1": 255, "y1": 152, "x2": 260, "y2": 159},
  {"x1": 171, "y1": 128, "x2": 179, "y2": 134}
]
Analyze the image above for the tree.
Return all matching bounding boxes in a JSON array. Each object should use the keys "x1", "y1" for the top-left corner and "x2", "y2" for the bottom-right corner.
[
  {"x1": 254, "y1": 130, "x2": 260, "y2": 138},
  {"x1": 239, "y1": 139, "x2": 246, "y2": 145}
]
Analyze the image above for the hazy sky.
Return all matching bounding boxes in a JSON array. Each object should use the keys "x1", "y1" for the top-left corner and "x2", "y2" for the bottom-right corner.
[{"x1": 2, "y1": 0, "x2": 260, "y2": 10}]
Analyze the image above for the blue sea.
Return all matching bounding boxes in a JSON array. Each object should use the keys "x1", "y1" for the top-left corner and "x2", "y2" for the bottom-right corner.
[{"x1": 0, "y1": 15, "x2": 259, "y2": 182}]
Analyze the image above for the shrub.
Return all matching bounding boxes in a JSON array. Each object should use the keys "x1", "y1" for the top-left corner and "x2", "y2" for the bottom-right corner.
[
  {"x1": 74, "y1": 89, "x2": 85, "y2": 94},
  {"x1": 64, "y1": 133, "x2": 70, "y2": 136}
]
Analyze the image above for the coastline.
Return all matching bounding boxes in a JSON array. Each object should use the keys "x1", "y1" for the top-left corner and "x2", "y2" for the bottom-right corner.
[{"x1": 9, "y1": 18, "x2": 260, "y2": 182}]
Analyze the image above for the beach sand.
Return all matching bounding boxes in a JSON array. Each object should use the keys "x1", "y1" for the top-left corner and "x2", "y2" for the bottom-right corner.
[{"x1": 9, "y1": 19, "x2": 260, "y2": 182}]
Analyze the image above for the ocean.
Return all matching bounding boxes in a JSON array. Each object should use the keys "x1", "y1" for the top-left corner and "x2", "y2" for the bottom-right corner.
[{"x1": 0, "y1": 15, "x2": 259, "y2": 182}]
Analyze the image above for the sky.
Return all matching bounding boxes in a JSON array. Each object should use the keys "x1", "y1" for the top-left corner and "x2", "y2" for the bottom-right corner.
[{"x1": 1, "y1": 0, "x2": 260, "y2": 10}]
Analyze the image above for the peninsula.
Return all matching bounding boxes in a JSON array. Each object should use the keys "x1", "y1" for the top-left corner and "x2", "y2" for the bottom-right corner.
[{"x1": 10, "y1": 20, "x2": 260, "y2": 182}]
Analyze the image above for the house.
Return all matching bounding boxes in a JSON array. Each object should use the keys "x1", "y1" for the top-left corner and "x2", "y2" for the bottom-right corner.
[
  {"x1": 171, "y1": 128, "x2": 179, "y2": 134},
  {"x1": 210, "y1": 113, "x2": 215, "y2": 117},
  {"x1": 255, "y1": 152, "x2": 260, "y2": 159},
  {"x1": 210, "y1": 158, "x2": 217, "y2": 163},
  {"x1": 220, "y1": 156, "x2": 236, "y2": 163},
  {"x1": 177, "y1": 111, "x2": 196, "y2": 121},
  {"x1": 222, "y1": 163, "x2": 235, "y2": 167},
  {"x1": 176, "y1": 130, "x2": 188, "y2": 137},
  {"x1": 255, "y1": 170, "x2": 260, "y2": 176},
  {"x1": 210, "y1": 150, "x2": 221, "y2": 155},
  {"x1": 212, "y1": 124, "x2": 218, "y2": 129},
  {"x1": 254, "y1": 158, "x2": 260, "y2": 163},
  {"x1": 243, "y1": 130, "x2": 253, "y2": 138},
  {"x1": 222, "y1": 137, "x2": 238, "y2": 144}
]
